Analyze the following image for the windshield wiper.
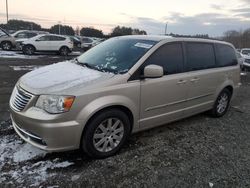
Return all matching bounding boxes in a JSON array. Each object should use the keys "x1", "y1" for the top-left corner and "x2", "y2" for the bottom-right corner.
[{"x1": 74, "y1": 58, "x2": 101, "y2": 71}]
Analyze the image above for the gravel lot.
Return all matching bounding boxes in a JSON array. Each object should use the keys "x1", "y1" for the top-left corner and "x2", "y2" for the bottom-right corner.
[{"x1": 0, "y1": 52, "x2": 250, "y2": 187}]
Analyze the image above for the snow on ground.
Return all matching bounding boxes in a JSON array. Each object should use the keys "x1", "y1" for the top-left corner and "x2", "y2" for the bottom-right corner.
[
  {"x1": 9, "y1": 65, "x2": 43, "y2": 71},
  {"x1": 0, "y1": 132, "x2": 74, "y2": 186},
  {"x1": 0, "y1": 51, "x2": 44, "y2": 59}
]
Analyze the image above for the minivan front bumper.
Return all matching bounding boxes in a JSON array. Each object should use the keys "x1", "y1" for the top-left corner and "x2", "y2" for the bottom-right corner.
[{"x1": 10, "y1": 107, "x2": 82, "y2": 152}]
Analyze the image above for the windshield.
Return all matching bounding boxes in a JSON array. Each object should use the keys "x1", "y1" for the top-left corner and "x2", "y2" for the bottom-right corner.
[
  {"x1": 0, "y1": 29, "x2": 8, "y2": 37},
  {"x1": 77, "y1": 37, "x2": 157, "y2": 74},
  {"x1": 242, "y1": 50, "x2": 250, "y2": 55}
]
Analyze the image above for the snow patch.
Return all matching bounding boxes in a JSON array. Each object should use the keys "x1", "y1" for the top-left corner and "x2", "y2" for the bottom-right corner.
[
  {"x1": 0, "y1": 134, "x2": 74, "y2": 186},
  {"x1": 0, "y1": 51, "x2": 44, "y2": 59},
  {"x1": 71, "y1": 175, "x2": 80, "y2": 181},
  {"x1": 10, "y1": 65, "x2": 43, "y2": 71},
  {"x1": 13, "y1": 143, "x2": 46, "y2": 162},
  {"x1": 21, "y1": 61, "x2": 108, "y2": 91}
]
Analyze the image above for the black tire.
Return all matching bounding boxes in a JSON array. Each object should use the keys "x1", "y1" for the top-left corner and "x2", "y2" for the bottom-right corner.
[
  {"x1": 23, "y1": 45, "x2": 35, "y2": 55},
  {"x1": 81, "y1": 109, "x2": 131, "y2": 158},
  {"x1": 210, "y1": 88, "x2": 232, "y2": 117},
  {"x1": 1, "y1": 41, "x2": 12, "y2": 51},
  {"x1": 59, "y1": 46, "x2": 69, "y2": 56}
]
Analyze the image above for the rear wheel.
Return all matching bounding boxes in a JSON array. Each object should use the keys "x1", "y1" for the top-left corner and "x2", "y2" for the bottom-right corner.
[
  {"x1": 81, "y1": 109, "x2": 131, "y2": 158},
  {"x1": 210, "y1": 88, "x2": 232, "y2": 117},
  {"x1": 23, "y1": 45, "x2": 35, "y2": 55},
  {"x1": 59, "y1": 46, "x2": 69, "y2": 56},
  {"x1": 1, "y1": 41, "x2": 12, "y2": 51}
]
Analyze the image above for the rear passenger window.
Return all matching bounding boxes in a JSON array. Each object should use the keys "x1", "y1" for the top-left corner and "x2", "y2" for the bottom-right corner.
[
  {"x1": 186, "y1": 43, "x2": 216, "y2": 71},
  {"x1": 143, "y1": 43, "x2": 183, "y2": 75},
  {"x1": 216, "y1": 44, "x2": 237, "y2": 67}
]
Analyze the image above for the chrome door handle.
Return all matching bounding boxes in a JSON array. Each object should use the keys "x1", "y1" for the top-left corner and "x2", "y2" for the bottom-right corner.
[
  {"x1": 190, "y1": 78, "x2": 199, "y2": 82},
  {"x1": 177, "y1": 80, "x2": 187, "y2": 84}
]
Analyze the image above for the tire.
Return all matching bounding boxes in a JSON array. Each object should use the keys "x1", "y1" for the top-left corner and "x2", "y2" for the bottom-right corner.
[
  {"x1": 1, "y1": 41, "x2": 12, "y2": 51},
  {"x1": 23, "y1": 45, "x2": 35, "y2": 55},
  {"x1": 59, "y1": 46, "x2": 69, "y2": 56},
  {"x1": 81, "y1": 109, "x2": 131, "y2": 158},
  {"x1": 210, "y1": 88, "x2": 232, "y2": 117}
]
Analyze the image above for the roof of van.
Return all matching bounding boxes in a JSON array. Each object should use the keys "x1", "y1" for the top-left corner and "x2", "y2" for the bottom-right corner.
[{"x1": 118, "y1": 35, "x2": 232, "y2": 46}]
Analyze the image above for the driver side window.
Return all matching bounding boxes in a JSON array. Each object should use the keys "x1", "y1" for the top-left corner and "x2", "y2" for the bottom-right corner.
[{"x1": 143, "y1": 43, "x2": 184, "y2": 75}]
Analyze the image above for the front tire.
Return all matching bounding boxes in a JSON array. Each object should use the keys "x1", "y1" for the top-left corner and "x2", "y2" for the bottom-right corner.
[
  {"x1": 81, "y1": 109, "x2": 131, "y2": 158},
  {"x1": 23, "y1": 45, "x2": 35, "y2": 55},
  {"x1": 1, "y1": 41, "x2": 12, "y2": 51},
  {"x1": 210, "y1": 88, "x2": 232, "y2": 117},
  {"x1": 59, "y1": 46, "x2": 69, "y2": 56}
]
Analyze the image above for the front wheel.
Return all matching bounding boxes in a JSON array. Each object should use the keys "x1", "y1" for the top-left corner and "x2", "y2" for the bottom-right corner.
[
  {"x1": 1, "y1": 41, "x2": 12, "y2": 51},
  {"x1": 23, "y1": 45, "x2": 35, "y2": 55},
  {"x1": 210, "y1": 88, "x2": 232, "y2": 117},
  {"x1": 59, "y1": 46, "x2": 69, "y2": 56},
  {"x1": 81, "y1": 109, "x2": 131, "y2": 158}
]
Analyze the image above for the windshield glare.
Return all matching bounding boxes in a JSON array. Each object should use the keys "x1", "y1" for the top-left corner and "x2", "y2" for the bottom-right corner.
[{"x1": 77, "y1": 37, "x2": 157, "y2": 74}]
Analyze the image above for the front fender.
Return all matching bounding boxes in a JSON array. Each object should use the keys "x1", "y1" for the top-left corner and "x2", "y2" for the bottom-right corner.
[{"x1": 75, "y1": 95, "x2": 139, "y2": 141}]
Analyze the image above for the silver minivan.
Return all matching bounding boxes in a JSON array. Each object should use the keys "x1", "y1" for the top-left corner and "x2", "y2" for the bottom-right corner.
[{"x1": 10, "y1": 36, "x2": 240, "y2": 158}]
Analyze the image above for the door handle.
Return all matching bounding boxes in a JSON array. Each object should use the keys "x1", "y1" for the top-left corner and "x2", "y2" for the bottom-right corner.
[
  {"x1": 177, "y1": 80, "x2": 187, "y2": 84},
  {"x1": 190, "y1": 78, "x2": 200, "y2": 82}
]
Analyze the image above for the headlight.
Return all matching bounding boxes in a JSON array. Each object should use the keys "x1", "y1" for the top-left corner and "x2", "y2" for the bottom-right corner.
[{"x1": 36, "y1": 95, "x2": 75, "y2": 114}]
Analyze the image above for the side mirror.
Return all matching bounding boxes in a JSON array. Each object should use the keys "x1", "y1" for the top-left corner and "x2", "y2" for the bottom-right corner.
[{"x1": 143, "y1": 64, "x2": 164, "y2": 78}]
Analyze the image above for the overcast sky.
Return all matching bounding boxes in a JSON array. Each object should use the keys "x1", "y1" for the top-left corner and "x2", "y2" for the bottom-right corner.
[{"x1": 0, "y1": 0, "x2": 250, "y2": 36}]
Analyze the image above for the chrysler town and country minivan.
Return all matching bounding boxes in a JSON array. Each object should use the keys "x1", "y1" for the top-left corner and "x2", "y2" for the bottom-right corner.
[{"x1": 10, "y1": 36, "x2": 240, "y2": 158}]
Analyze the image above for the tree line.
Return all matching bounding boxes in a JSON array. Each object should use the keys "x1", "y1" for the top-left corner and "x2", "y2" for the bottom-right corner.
[
  {"x1": 221, "y1": 29, "x2": 250, "y2": 48},
  {"x1": 2, "y1": 19, "x2": 249, "y2": 48},
  {"x1": 0, "y1": 19, "x2": 147, "y2": 38}
]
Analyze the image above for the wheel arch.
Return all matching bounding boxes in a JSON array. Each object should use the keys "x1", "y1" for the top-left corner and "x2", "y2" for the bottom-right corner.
[
  {"x1": 24, "y1": 44, "x2": 37, "y2": 51},
  {"x1": 76, "y1": 96, "x2": 138, "y2": 148}
]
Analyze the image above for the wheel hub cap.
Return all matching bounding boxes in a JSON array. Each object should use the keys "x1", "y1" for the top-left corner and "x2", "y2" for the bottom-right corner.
[{"x1": 93, "y1": 118, "x2": 124, "y2": 153}]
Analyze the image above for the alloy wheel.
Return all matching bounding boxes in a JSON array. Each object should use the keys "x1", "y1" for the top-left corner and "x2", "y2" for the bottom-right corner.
[{"x1": 93, "y1": 118, "x2": 124, "y2": 153}]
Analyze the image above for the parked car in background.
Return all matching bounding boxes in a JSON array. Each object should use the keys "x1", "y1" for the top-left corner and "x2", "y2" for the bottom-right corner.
[
  {"x1": 12, "y1": 30, "x2": 49, "y2": 50},
  {"x1": 0, "y1": 27, "x2": 16, "y2": 50},
  {"x1": 69, "y1": 36, "x2": 81, "y2": 48},
  {"x1": 10, "y1": 36, "x2": 240, "y2": 158},
  {"x1": 236, "y1": 52, "x2": 244, "y2": 70},
  {"x1": 22, "y1": 34, "x2": 73, "y2": 56},
  {"x1": 240, "y1": 48, "x2": 250, "y2": 71},
  {"x1": 80, "y1": 37, "x2": 94, "y2": 51}
]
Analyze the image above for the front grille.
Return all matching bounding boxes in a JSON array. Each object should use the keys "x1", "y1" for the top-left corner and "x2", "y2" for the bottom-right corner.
[
  {"x1": 11, "y1": 86, "x2": 33, "y2": 111},
  {"x1": 245, "y1": 59, "x2": 250, "y2": 64}
]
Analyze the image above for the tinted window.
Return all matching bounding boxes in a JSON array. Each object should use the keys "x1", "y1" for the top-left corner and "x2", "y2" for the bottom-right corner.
[
  {"x1": 51, "y1": 36, "x2": 66, "y2": 41},
  {"x1": 216, "y1": 44, "x2": 237, "y2": 67},
  {"x1": 186, "y1": 43, "x2": 216, "y2": 71},
  {"x1": 15, "y1": 32, "x2": 28, "y2": 39},
  {"x1": 37, "y1": 35, "x2": 50, "y2": 41},
  {"x1": 82, "y1": 38, "x2": 93, "y2": 43},
  {"x1": 27, "y1": 32, "x2": 37, "y2": 38},
  {"x1": 143, "y1": 43, "x2": 183, "y2": 75}
]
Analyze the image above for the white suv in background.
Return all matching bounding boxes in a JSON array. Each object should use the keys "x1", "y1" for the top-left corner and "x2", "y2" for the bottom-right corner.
[
  {"x1": 22, "y1": 34, "x2": 73, "y2": 56},
  {"x1": 240, "y1": 48, "x2": 250, "y2": 70}
]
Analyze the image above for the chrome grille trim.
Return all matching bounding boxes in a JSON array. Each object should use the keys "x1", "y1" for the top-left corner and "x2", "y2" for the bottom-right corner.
[{"x1": 11, "y1": 86, "x2": 34, "y2": 112}]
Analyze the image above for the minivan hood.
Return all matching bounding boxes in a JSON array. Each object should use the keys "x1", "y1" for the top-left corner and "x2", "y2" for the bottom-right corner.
[{"x1": 19, "y1": 61, "x2": 114, "y2": 95}]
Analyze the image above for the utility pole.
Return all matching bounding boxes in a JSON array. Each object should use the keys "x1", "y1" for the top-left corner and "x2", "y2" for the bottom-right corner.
[
  {"x1": 165, "y1": 22, "x2": 168, "y2": 35},
  {"x1": 58, "y1": 21, "x2": 61, "y2": 35},
  {"x1": 6, "y1": 0, "x2": 9, "y2": 23}
]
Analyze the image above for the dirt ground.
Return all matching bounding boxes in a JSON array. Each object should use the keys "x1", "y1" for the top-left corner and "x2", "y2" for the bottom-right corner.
[{"x1": 0, "y1": 53, "x2": 250, "y2": 187}]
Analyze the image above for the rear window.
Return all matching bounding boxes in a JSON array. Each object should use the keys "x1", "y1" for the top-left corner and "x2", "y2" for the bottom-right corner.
[
  {"x1": 186, "y1": 43, "x2": 216, "y2": 71},
  {"x1": 216, "y1": 44, "x2": 237, "y2": 67}
]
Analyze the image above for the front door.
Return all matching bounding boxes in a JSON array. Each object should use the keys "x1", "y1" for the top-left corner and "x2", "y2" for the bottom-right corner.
[{"x1": 139, "y1": 42, "x2": 189, "y2": 129}]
